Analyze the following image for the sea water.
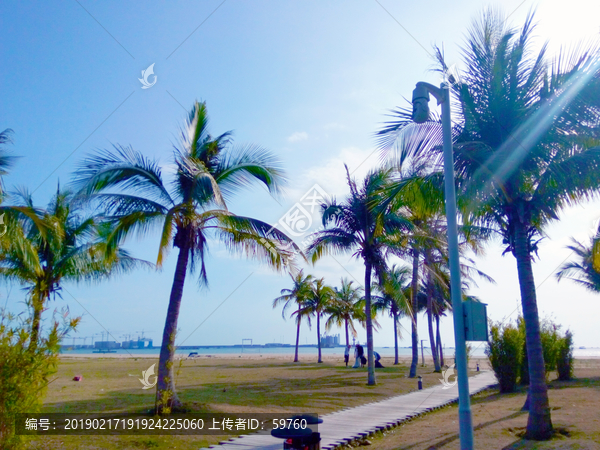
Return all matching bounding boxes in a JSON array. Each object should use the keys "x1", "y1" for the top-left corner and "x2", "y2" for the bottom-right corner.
[{"x1": 58, "y1": 345, "x2": 600, "y2": 358}]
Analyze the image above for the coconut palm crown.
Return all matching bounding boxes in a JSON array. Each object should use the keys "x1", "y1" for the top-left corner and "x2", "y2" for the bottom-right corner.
[
  {"x1": 377, "y1": 9, "x2": 600, "y2": 440},
  {"x1": 307, "y1": 166, "x2": 412, "y2": 385},
  {"x1": 373, "y1": 265, "x2": 411, "y2": 365},
  {"x1": 273, "y1": 270, "x2": 314, "y2": 362},
  {"x1": 556, "y1": 232, "x2": 600, "y2": 292},
  {"x1": 0, "y1": 186, "x2": 148, "y2": 351},
  {"x1": 326, "y1": 278, "x2": 365, "y2": 349},
  {"x1": 73, "y1": 101, "x2": 298, "y2": 413}
]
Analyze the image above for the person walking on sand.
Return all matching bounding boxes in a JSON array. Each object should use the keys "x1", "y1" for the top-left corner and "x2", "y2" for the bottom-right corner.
[{"x1": 344, "y1": 345, "x2": 351, "y2": 367}]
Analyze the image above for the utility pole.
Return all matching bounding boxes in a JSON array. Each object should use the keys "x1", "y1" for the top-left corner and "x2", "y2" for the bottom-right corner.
[{"x1": 412, "y1": 80, "x2": 474, "y2": 448}]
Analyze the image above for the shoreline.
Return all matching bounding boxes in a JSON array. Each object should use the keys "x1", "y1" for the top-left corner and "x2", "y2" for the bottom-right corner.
[{"x1": 58, "y1": 352, "x2": 600, "y2": 361}]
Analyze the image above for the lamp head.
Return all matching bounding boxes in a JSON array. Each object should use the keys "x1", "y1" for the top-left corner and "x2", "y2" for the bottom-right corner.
[{"x1": 412, "y1": 84, "x2": 430, "y2": 124}]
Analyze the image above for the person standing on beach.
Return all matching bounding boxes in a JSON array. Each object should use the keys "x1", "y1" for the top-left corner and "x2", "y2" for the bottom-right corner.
[
  {"x1": 353, "y1": 343, "x2": 364, "y2": 368},
  {"x1": 359, "y1": 344, "x2": 366, "y2": 367},
  {"x1": 374, "y1": 351, "x2": 384, "y2": 368},
  {"x1": 344, "y1": 345, "x2": 351, "y2": 367}
]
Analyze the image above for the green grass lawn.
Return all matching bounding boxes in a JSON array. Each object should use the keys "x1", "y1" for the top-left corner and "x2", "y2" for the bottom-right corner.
[{"x1": 23, "y1": 356, "x2": 470, "y2": 450}]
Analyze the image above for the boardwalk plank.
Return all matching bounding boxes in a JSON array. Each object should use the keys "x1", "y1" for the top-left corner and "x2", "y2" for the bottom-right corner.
[{"x1": 201, "y1": 371, "x2": 496, "y2": 450}]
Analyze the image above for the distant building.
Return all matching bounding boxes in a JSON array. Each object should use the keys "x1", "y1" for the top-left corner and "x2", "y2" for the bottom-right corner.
[
  {"x1": 94, "y1": 341, "x2": 120, "y2": 350},
  {"x1": 320, "y1": 334, "x2": 340, "y2": 348},
  {"x1": 121, "y1": 338, "x2": 153, "y2": 349}
]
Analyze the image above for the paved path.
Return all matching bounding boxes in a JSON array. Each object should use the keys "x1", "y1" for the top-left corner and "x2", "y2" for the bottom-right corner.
[{"x1": 202, "y1": 371, "x2": 497, "y2": 450}]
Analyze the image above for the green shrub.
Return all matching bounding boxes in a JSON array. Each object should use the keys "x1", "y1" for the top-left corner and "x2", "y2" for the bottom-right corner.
[
  {"x1": 486, "y1": 321, "x2": 523, "y2": 393},
  {"x1": 511, "y1": 316, "x2": 573, "y2": 385},
  {"x1": 556, "y1": 330, "x2": 574, "y2": 381},
  {"x1": 540, "y1": 319, "x2": 561, "y2": 380},
  {"x1": 519, "y1": 316, "x2": 570, "y2": 384},
  {"x1": 0, "y1": 309, "x2": 78, "y2": 449}
]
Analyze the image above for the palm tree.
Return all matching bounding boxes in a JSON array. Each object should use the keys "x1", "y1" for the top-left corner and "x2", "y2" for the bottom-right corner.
[
  {"x1": 425, "y1": 259, "x2": 450, "y2": 367},
  {"x1": 377, "y1": 10, "x2": 600, "y2": 439},
  {"x1": 325, "y1": 278, "x2": 365, "y2": 349},
  {"x1": 0, "y1": 186, "x2": 146, "y2": 351},
  {"x1": 303, "y1": 277, "x2": 335, "y2": 363},
  {"x1": 373, "y1": 265, "x2": 411, "y2": 365},
  {"x1": 308, "y1": 167, "x2": 411, "y2": 385},
  {"x1": 556, "y1": 233, "x2": 600, "y2": 292},
  {"x1": 273, "y1": 270, "x2": 314, "y2": 362},
  {"x1": 380, "y1": 169, "x2": 445, "y2": 377},
  {"x1": 74, "y1": 101, "x2": 297, "y2": 412}
]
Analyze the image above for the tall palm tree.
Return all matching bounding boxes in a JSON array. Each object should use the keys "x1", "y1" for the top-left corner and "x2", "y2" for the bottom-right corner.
[
  {"x1": 380, "y1": 169, "x2": 445, "y2": 377},
  {"x1": 373, "y1": 265, "x2": 411, "y2": 365},
  {"x1": 304, "y1": 277, "x2": 335, "y2": 363},
  {"x1": 0, "y1": 186, "x2": 145, "y2": 351},
  {"x1": 556, "y1": 234, "x2": 600, "y2": 292},
  {"x1": 421, "y1": 217, "x2": 447, "y2": 373},
  {"x1": 426, "y1": 259, "x2": 451, "y2": 367},
  {"x1": 326, "y1": 278, "x2": 365, "y2": 349},
  {"x1": 377, "y1": 10, "x2": 600, "y2": 439},
  {"x1": 308, "y1": 167, "x2": 411, "y2": 385},
  {"x1": 273, "y1": 270, "x2": 314, "y2": 362},
  {"x1": 74, "y1": 101, "x2": 297, "y2": 412}
]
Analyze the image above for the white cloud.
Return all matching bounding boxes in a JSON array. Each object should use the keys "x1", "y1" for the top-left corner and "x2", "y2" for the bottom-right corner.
[
  {"x1": 302, "y1": 146, "x2": 380, "y2": 198},
  {"x1": 287, "y1": 131, "x2": 308, "y2": 143}
]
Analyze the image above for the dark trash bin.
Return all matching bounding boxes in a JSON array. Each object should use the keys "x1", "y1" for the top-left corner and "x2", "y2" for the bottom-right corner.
[{"x1": 271, "y1": 415, "x2": 322, "y2": 450}]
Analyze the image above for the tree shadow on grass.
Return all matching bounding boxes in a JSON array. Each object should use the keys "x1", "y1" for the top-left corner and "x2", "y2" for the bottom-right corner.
[{"x1": 549, "y1": 376, "x2": 600, "y2": 391}]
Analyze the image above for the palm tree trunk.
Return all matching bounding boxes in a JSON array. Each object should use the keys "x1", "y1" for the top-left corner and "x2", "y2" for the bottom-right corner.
[
  {"x1": 393, "y1": 311, "x2": 399, "y2": 365},
  {"x1": 427, "y1": 307, "x2": 440, "y2": 372},
  {"x1": 409, "y1": 249, "x2": 420, "y2": 378},
  {"x1": 344, "y1": 318, "x2": 350, "y2": 348},
  {"x1": 436, "y1": 314, "x2": 444, "y2": 367},
  {"x1": 317, "y1": 312, "x2": 322, "y2": 363},
  {"x1": 514, "y1": 219, "x2": 553, "y2": 439},
  {"x1": 28, "y1": 291, "x2": 45, "y2": 352},
  {"x1": 425, "y1": 250, "x2": 441, "y2": 372},
  {"x1": 365, "y1": 261, "x2": 376, "y2": 385},
  {"x1": 294, "y1": 317, "x2": 301, "y2": 363},
  {"x1": 156, "y1": 244, "x2": 189, "y2": 413}
]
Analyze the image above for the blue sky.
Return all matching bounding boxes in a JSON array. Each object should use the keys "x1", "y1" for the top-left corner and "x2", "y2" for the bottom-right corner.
[{"x1": 2, "y1": 0, "x2": 600, "y2": 350}]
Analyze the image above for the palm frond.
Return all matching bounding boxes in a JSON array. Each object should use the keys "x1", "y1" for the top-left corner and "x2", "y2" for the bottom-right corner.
[
  {"x1": 215, "y1": 144, "x2": 287, "y2": 199},
  {"x1": 72, "y1": 145, "x2": 173, "y2": 207}
]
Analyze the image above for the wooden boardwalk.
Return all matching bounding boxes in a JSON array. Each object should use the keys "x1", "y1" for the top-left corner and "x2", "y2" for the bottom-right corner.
[{"x1": 202, "y1": 371, "x2": 497, "y2": 450}]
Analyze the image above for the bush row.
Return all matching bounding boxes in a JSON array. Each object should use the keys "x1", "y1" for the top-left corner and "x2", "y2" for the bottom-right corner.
[
  {"x1": 0, "y1": 309, "x2": 78, "y2": 449},
  {"x1": 485, "y1": 316, "x2": 574, "y2": 393}
]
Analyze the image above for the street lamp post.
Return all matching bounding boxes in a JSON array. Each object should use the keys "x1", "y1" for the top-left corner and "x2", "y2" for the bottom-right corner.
[{"x1": 412, "y1": 80, "x2": 474, "y2": 449}]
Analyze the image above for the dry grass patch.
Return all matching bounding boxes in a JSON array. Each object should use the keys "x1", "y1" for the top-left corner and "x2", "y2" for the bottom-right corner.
[
  {"x1": 360, "y1": 362, "x2": 600, "y2": 450},
  {"x1": 25, "y1": 355, "x2": 457, "y2": 449}
]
